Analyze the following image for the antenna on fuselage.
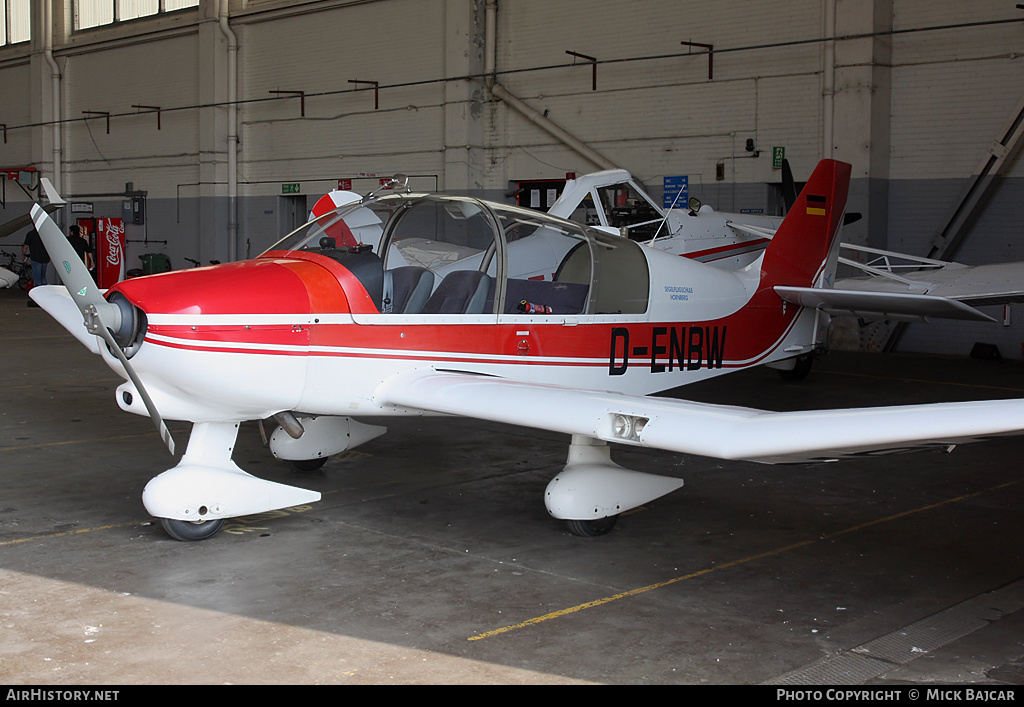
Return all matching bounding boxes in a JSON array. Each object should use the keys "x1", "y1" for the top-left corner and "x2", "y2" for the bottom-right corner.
[{"x1": 363, "y1": 174, "x2": 411, "y2": 201}]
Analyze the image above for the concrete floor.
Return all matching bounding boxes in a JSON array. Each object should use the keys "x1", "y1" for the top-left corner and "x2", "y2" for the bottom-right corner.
[{"x1": 2, "y1": 283, "x2": 1024, "y2": 685}]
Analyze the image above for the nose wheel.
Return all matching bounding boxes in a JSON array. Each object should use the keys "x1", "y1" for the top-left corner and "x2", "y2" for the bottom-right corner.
[
  {"x1": 284, "y1": 457, "x2": 329, "y2": 473},
  {"x1": 160, "y1": 517, "x2": 226, "y2": 542},
  {"x1": 566, "y1": 515, "x2": 619, "y2": 537}
]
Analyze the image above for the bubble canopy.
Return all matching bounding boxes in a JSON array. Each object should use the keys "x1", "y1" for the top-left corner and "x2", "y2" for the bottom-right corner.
[{"x1": 262, "y1": 192, "x2": 649, "y2": 316}]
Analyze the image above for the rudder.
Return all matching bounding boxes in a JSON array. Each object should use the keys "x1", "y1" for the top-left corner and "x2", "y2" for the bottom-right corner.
[{"x1": 760, "y1": 159, "x2": 851, "y2": 289}]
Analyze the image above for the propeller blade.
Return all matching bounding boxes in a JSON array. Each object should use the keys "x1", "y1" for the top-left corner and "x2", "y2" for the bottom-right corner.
[
  {"x1": 29, "y1": 205, "x2": 175, "y2": 455},
  {"x1": 781, "y1": 159, "x2": 797, "y2": 214},
  {"x1": 95, "y1": 323, "x2": 176, "y2": 455},
  {"x1": 30, "y1": 204, "x2": 117, "y2": 322}
]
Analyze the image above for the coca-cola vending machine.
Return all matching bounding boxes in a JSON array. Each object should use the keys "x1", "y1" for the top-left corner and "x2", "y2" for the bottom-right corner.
[
  {"x1": 95, "y1": 217, "x2": 125, "y2": 288},
  {"x1": 75, "y1": 218, "x2": 96, "y2": 280}
]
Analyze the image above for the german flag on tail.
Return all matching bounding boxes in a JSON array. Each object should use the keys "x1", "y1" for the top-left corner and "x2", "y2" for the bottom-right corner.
[{"x1": 806, "y1": 194, "x2": 827, "y2": 216}]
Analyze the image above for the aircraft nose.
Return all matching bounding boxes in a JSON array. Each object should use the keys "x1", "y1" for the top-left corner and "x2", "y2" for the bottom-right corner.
[{"x1": 107, "y1": 259, "x2": 336, "y2": 317}]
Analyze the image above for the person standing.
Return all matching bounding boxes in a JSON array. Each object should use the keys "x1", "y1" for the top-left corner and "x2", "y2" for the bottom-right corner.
[
  {"x1": 67, "y1": 225, "x2": 94, "y2": 272},
  {"x1": 22, "y1": 227, "x2": 49, "y2": 287}
]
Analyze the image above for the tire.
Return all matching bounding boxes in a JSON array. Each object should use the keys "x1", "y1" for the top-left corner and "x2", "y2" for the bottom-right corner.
[
  {"x1": 566, "y1": 515, "x2": 619, "y2": 537},
  {"x1": 778, "y1": 354, "x2": 813, "y2": 381},
  {"x1": 284, "y1": 457, "x2": 329, "y2": 473},
  {"x1": 160, "y1": 517, "x2": 225, "y2": 542}
]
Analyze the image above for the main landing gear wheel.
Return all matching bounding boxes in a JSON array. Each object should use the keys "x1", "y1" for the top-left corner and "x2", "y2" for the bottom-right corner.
[
  {"x1": 566, "y1": 515, "x2": 619, "y2": 537},
  {"x1": 284, "y1": 457, "x2": 328, "y2": 473},
  {"x1": 778, "y1": 353, "x2": 813, "y2": 381},
  {"x1": 160, "y1": 517, "x2": 225, "y2": 542}
]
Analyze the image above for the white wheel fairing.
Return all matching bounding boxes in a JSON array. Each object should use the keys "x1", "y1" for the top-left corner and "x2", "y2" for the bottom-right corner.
[
  {"x1": 142, "y1": 461, "x2": 321, "y2": 522},
  {"x1": 143, "y1": 422, "x2": 320, "y2": 525}
]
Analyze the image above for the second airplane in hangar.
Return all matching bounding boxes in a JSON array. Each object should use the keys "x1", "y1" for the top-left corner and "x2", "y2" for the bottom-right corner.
[{"x1": 546, "y1": 163, "x2": 1024, "y2": 320}]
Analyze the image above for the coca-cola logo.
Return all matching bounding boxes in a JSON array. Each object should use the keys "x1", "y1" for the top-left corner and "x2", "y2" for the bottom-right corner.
[
  {"x1": 106, "y1": 230, "x2": 121, "y2": 266},
  {"x1": 101, "y1": 220, "x2": 124, "y2": 267}
]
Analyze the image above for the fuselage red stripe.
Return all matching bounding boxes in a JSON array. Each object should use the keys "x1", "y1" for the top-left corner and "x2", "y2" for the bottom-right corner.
[{"x1": 683, "y1": 238, "x2": 771, "y2": 261}]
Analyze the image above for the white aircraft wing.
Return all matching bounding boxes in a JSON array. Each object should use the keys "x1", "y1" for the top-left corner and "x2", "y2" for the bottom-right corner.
[
  {"x1": 0, "y1": 179, "x2": 65, "y2": 241},
  {"x1": 0, "y1": 206, "x2": 62, "y2": 242},
  {"x1": 836, "y1": 244, "x2": 1024, "y2": 309},
  {"x1": 837, "y1": 261, "x2": 1024, "y2": 307},
  {"x1": 375, "y1": 370, "x2": 1024, "y2": 464},
  {"x1": 774, "y1": 285, "x2": 996, "y2": 323}
]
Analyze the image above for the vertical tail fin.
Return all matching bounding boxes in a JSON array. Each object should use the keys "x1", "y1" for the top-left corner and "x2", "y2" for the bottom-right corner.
[{"x1": 760, "y1": 159, "x2": 851, "y2": 288}]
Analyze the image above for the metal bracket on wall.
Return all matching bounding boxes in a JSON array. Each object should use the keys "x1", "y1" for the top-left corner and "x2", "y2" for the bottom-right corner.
[
  {"x1": 132, "y1": 105, "x2": 162, "y2": 130},
  {"x1": 348, "y1": 80, "x2": 379, "y2": 110},
  {"x1": 680, "y1": 41, "x2": 714, "y2": 80},
  {"x1": 82, "y1": 111, "x2": 111, "y2": 134},
  {"x1": 565, "y1": 51, "x2": 598, "y2": 91}
]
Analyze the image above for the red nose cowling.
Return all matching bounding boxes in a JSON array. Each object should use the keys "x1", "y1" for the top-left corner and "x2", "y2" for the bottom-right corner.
[{"x1": 107, "y1": 252, "x2": 382, "y2": 316}]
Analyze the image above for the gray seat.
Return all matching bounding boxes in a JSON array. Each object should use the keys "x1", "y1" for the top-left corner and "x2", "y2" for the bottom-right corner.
[
  {"x1": 383, "y1": 266, "x2": 435, "y2": 313},
  {"x1": 421, "y1": 270, "x2": 493, "y2": 314}
]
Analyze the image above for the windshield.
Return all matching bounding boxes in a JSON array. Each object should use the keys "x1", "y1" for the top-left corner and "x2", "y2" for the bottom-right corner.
[
  {"x1": 596, "y1": 182, "x2": 664, "y2": 241},
  {"x1": 261, "y1": 196, "x2": 398, "y2": 255}
]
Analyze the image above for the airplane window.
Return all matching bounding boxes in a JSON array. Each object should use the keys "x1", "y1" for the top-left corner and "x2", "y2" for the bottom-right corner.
[
  {"x1": 385, "y1": 197, "x2": 495, "y2": 271},
  {"x1": 486, "y1": 203, "x2": 648, "y2": 315},
  {"x1": 589, "y1": 230, "x2": 649, "y2": 314},
  {"x1": 596, "y1": 184, "x2": 663, "y2": 242},
  {"x1": 375, "y1": 196, "x2": 503, "y2": 315},
  {"x1": 564, "y1": 193, "x2": 603, "y2": 227},
  {"x1": 489, "y1": 204, "x2": 592, "y2": 315},
  {"x1": 261, "y1": 201, "x2": 388, "y2": 255}
]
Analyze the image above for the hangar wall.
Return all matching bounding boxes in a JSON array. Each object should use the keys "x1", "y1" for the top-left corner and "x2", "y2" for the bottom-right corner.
[{"x1": 0, "y1": 0, "x2": 1022, "y2": 357}]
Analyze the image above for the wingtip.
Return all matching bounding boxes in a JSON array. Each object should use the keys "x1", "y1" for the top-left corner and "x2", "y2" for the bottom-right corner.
[{"x1": 40, "y1": 178, "x2": 66, "y2": 206}]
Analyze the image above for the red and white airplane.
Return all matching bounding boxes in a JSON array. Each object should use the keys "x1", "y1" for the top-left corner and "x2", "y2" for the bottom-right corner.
[{"x1": 27, "y1": 160, "x2": 1024, "y2": 541}]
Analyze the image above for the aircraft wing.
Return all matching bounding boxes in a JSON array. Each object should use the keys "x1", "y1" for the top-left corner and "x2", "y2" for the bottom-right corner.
[
  {"x1": 774, "y1": 285, "x2": 996, "y2": 322},
  {"x1": 837, "y1": 261, "x2": 1024, "y2": 307},
  {"x1": 375, "y1": 370, "x2": 1024, "y2": 464},
  {"x1": 1, "y1": 178, "x2": 65, "y2": 241},
  {"x1": 834, "y1": 243, "x2": 1024, "y2": 312},
  {"x1": 0, "y1": 204, "x2": 62, "y2": 242}
]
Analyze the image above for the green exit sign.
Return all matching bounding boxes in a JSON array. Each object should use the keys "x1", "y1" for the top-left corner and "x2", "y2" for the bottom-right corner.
[
  {"x1": 772, "y1": 147, "x2": 785, "y2": 169},
  {"x1": 282, "y1": 183, "x2": 301, "y2": 194}
]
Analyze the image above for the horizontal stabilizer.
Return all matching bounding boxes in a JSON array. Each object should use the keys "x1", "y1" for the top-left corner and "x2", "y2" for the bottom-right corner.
[{"x1": 774, "y1": 285, "x2": 996, "y2": 322}]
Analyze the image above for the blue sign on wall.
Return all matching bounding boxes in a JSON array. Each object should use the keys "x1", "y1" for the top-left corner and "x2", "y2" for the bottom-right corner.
[{"x1": 663, "y1": 176, "x2": 688, "y2": 209}]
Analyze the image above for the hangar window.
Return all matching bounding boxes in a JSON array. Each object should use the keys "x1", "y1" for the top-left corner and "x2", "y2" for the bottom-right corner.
[
  {"x1": 75, "y1": 0, "x2": 198, "y2": 31},
  {"x1": 1, "y1": 0, "x2": 30, "y2": 46}
]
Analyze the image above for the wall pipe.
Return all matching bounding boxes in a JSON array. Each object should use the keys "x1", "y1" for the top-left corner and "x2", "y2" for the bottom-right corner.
[
  {"x1": 484, "y1": 0, "x2": 619, "y2": 172},
  {"x1": 219, "y1": 0, "x2": 239, "y2": 262},
  {"x1": 822, "y1": 0, "x2": 836, "y2": 159},
  {"x1": 42, "y1": 0, "x2": 62, "y2": 194}
]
